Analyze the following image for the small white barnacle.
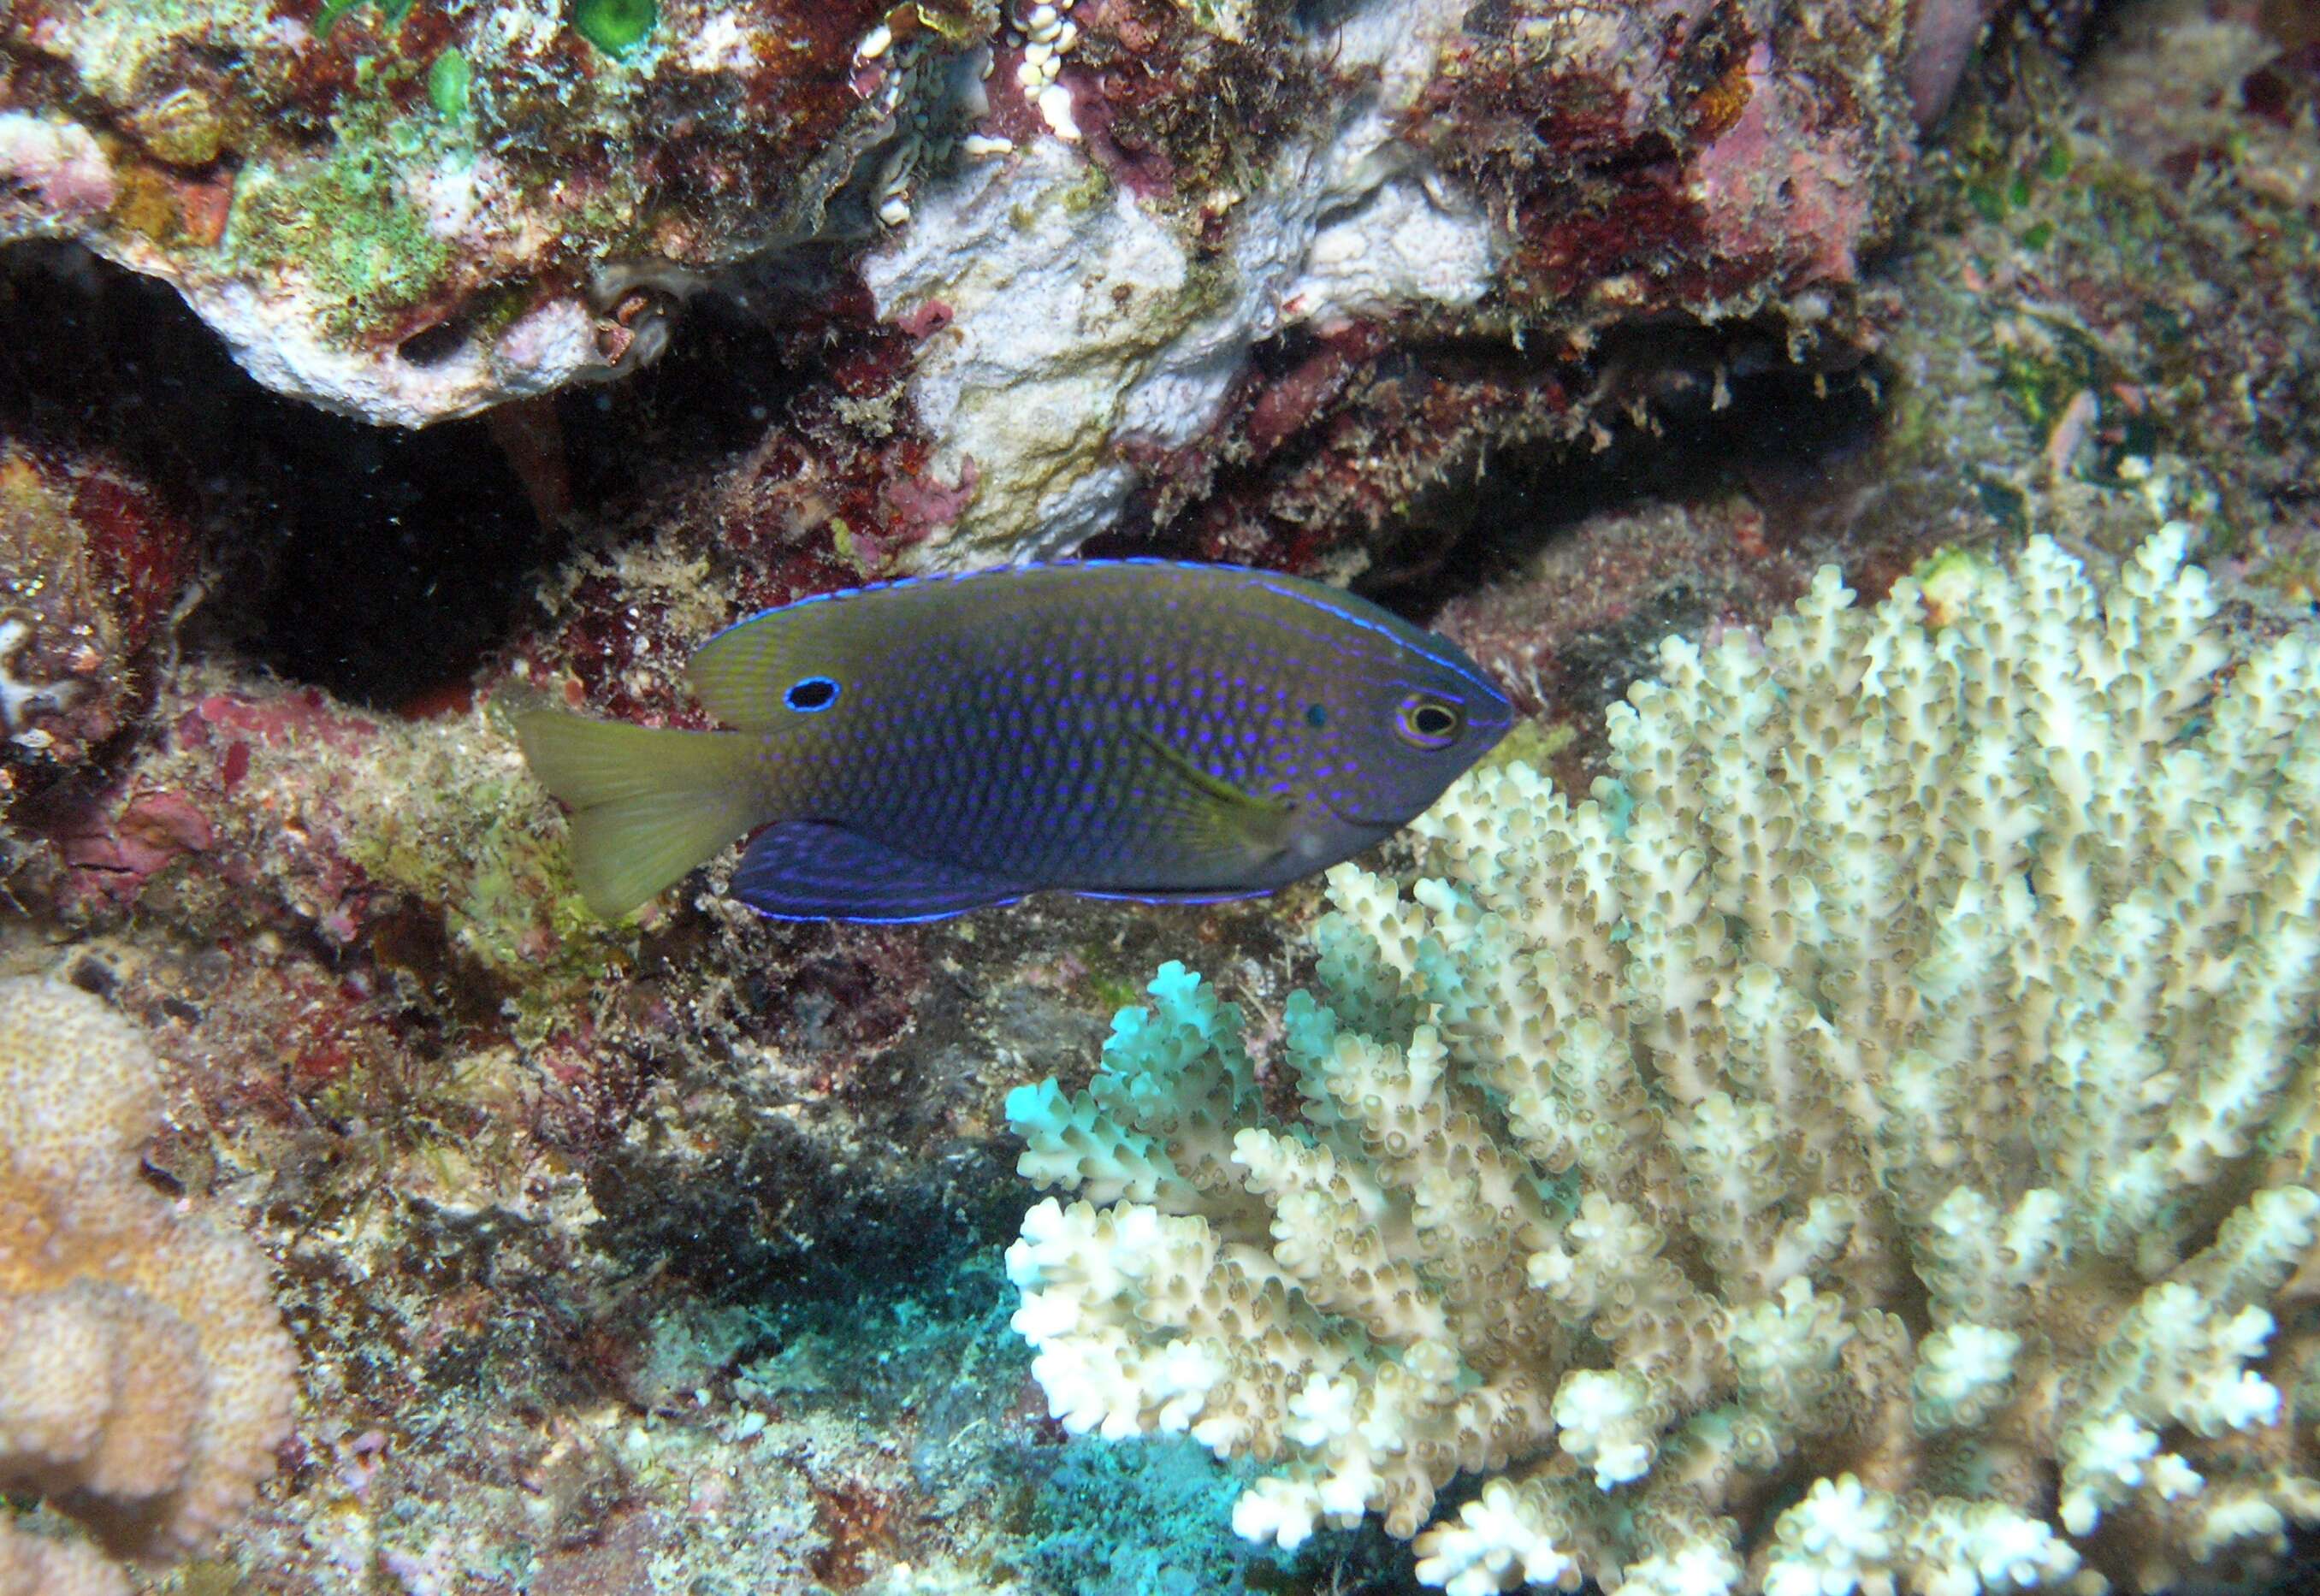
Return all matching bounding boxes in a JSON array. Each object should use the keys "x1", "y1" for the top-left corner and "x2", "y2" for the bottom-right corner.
[
  {"x1": 871, "y1": 131, "x2": 920, "y2": 228},
  {"x1": 1036, "y1": 82, "x2": 1080, "y2": 141},
  {"x1": 856, "y1": 20, "x2": 893, "y2": 58}
]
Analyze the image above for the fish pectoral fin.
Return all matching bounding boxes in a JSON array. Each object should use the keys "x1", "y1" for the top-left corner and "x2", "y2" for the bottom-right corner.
[
  {"x1": 732, "y1": 821, "x2": 1027, "y2": 923},
  {"x1": 1123, "y1": 724, "x2": 1295, "y2": 861}
]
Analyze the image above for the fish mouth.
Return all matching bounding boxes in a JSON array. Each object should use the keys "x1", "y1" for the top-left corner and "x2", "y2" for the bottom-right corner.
[{"x1": 1314, "y1": 789, "x2": 1419, "y2": 835}]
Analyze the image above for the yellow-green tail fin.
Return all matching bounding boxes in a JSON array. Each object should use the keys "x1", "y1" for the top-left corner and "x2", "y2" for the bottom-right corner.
[{"x1": 516, "y1": 712, "x2": 762, "y2": 919}]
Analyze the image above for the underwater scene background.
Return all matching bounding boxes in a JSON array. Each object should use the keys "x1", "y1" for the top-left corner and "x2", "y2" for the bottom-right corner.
[{"x1": 3, "y1": 0, "x2": 2320, "y2": 1592}]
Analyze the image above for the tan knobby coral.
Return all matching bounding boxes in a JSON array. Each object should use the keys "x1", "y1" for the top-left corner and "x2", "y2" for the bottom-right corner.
[
  {"x1": 1006, "y1": 527, "x2": 2320, "y2": 1594},
  {"x1": 0, "y1": 1516, "x2": 128, "y2": 1596},
  {"x1": 0, "y1": 977, "x2": 297, "y2": 1575}
]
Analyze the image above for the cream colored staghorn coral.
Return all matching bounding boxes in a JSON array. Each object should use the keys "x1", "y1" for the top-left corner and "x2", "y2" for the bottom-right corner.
[
  {"x1": 1006, "y1": 527, "x2": 2320, "y2": 1595},
  {"x1": 0, "y1": 978, "x2": 297, "y2": 1581}
]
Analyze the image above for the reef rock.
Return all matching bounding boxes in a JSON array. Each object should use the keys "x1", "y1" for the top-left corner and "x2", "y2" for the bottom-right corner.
[
  {"x1": 0, "y1": 0, "x2": 994, "y2": 425},
  {"x1": 3, "y1": 0, "x2": 1960, "y2": 562},
  {"x1": 861, "y1": 0, "x2": 1930, "y2": 564},
  {"x1": 0, "y1": 437, "x2": 198, "y2": 800}
]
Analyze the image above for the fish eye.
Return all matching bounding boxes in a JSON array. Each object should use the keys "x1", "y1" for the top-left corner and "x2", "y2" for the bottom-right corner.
[
  {"x1": 1394, "y1": 693, "x2": 1464, "y2": 749},
  {"x1": 1305, "y1": 703, "x2": 1329, "y2": 730},
  {"x1": 785, "y1": 676, "x2": 841, "y2": 712}
]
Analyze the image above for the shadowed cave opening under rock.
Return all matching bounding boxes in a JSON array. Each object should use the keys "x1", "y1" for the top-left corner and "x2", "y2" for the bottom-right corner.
[
  {"x1": 2, "y1": 244, "x2": 1887, "y2": 723},
  {"x1": 1350, "y1": 327, "x2": 1890, "y2": 629},
  {"x1": 0, "y1": 245, "x2": 549, "y2": 712}
]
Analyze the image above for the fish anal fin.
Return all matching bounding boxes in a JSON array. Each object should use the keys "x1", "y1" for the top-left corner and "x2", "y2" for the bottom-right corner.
[{"x1": 734, "y1": 822, "x2": 1027, "y2": 923}]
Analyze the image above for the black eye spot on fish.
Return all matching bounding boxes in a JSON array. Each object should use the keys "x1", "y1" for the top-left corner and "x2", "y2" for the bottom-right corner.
[
  {"x1": 1305, "y1": 703, "x2": 1329, "y2": 730},
  {"x1": 1395, "y1": 693, "x2": 1464, "y2": 749},
  {"x1": 786, "y1": 676, "x2": 840, "y2": 712}
]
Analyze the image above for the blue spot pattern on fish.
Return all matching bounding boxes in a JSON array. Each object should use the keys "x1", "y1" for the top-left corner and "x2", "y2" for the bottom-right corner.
[{"x1": 517, "y1": 560, "x2": 1515, "y2": 922}]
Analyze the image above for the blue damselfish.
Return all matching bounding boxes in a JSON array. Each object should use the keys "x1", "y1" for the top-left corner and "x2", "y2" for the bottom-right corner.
[{"x1": 516, "y1": 561, "x2": 1514, "y2": 922}]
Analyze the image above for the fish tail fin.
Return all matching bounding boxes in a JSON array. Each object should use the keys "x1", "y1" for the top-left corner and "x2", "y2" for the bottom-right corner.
[{"x1": 516, "y1": 711, "x2": 764, "y2": 919}]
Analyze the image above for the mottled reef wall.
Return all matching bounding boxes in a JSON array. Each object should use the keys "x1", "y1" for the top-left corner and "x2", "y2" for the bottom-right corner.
[{"x1": 0, "y1": 0, "x2": 2317, "y2": 1590}]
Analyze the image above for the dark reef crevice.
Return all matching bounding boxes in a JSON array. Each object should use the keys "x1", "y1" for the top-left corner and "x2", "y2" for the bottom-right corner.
[
  {"x1": 0, "y1": 240, "x2": 1901, "y2": 726},
  {"x1": 0, "y1": 244, "x2": 547, "y2": 712},
  {"x1": 1363, "y1": 337, "x2": 1891, "y2": 627}
]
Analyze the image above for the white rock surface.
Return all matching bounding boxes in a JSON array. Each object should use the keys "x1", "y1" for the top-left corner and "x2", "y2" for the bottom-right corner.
[
  {"x1": 864, "y1": 0, "x2": 1499, "y2": 564},
  {"x1": 185, "y1": 281, "x2": 604, "y2": 429}
]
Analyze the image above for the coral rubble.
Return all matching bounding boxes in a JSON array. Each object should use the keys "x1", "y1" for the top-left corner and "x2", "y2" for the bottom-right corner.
[
  {"x1": 1007, "y1": 527, "x2": 2320, "y2": 1593},
  {"x1": 0, "y1": 976, "x2": 297, "y2": 1580}
]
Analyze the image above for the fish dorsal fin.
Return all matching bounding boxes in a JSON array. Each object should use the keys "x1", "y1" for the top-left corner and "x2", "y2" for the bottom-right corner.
[
  {"x1": 1122, "y1": 724, "x2": 1294, "y2": 866},
  {"x1": 689, "y1": 564, "x2": 1249, "y2": 730}
]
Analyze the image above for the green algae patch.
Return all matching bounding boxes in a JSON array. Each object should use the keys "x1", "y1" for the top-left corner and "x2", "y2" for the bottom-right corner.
[
  {"x1": 313, "y1": 0, "x2": 360, "y2": 35},
  {"x1": 314, "y1": 0, "x2": 419, "y2": 38},
  {"x1": 572, "y1": 0, "x2": 657, "y2": 56},
  {"x1": 428, "y1": 49, "x2": 472, "y2": 120},
  {"x1": 223, "y1": 103, "x2": 456, "y2": 342},
  {"x1": 1910, "y1": 545, "x2": 2009, "y2": 629},
  {"x1": 337, "y1": 705, "x2": 630, "y2": 1025},
  {"x1": 1173, "y1": 0, "x2": 1254, "y2": 39},
  {"x1": 1477, "y1": 715, "x2": 1574, "y2": 777}
]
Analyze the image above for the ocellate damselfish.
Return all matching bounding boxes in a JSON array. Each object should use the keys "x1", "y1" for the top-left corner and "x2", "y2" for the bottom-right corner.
[{"x1": 517, "y1": 561, "x2": 1514, "y2": 922}]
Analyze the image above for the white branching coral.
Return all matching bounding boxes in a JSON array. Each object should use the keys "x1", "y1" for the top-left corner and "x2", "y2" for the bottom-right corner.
[{"x1": 1005, "y1": 527, "x2": 2320, "y2": 1594}]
